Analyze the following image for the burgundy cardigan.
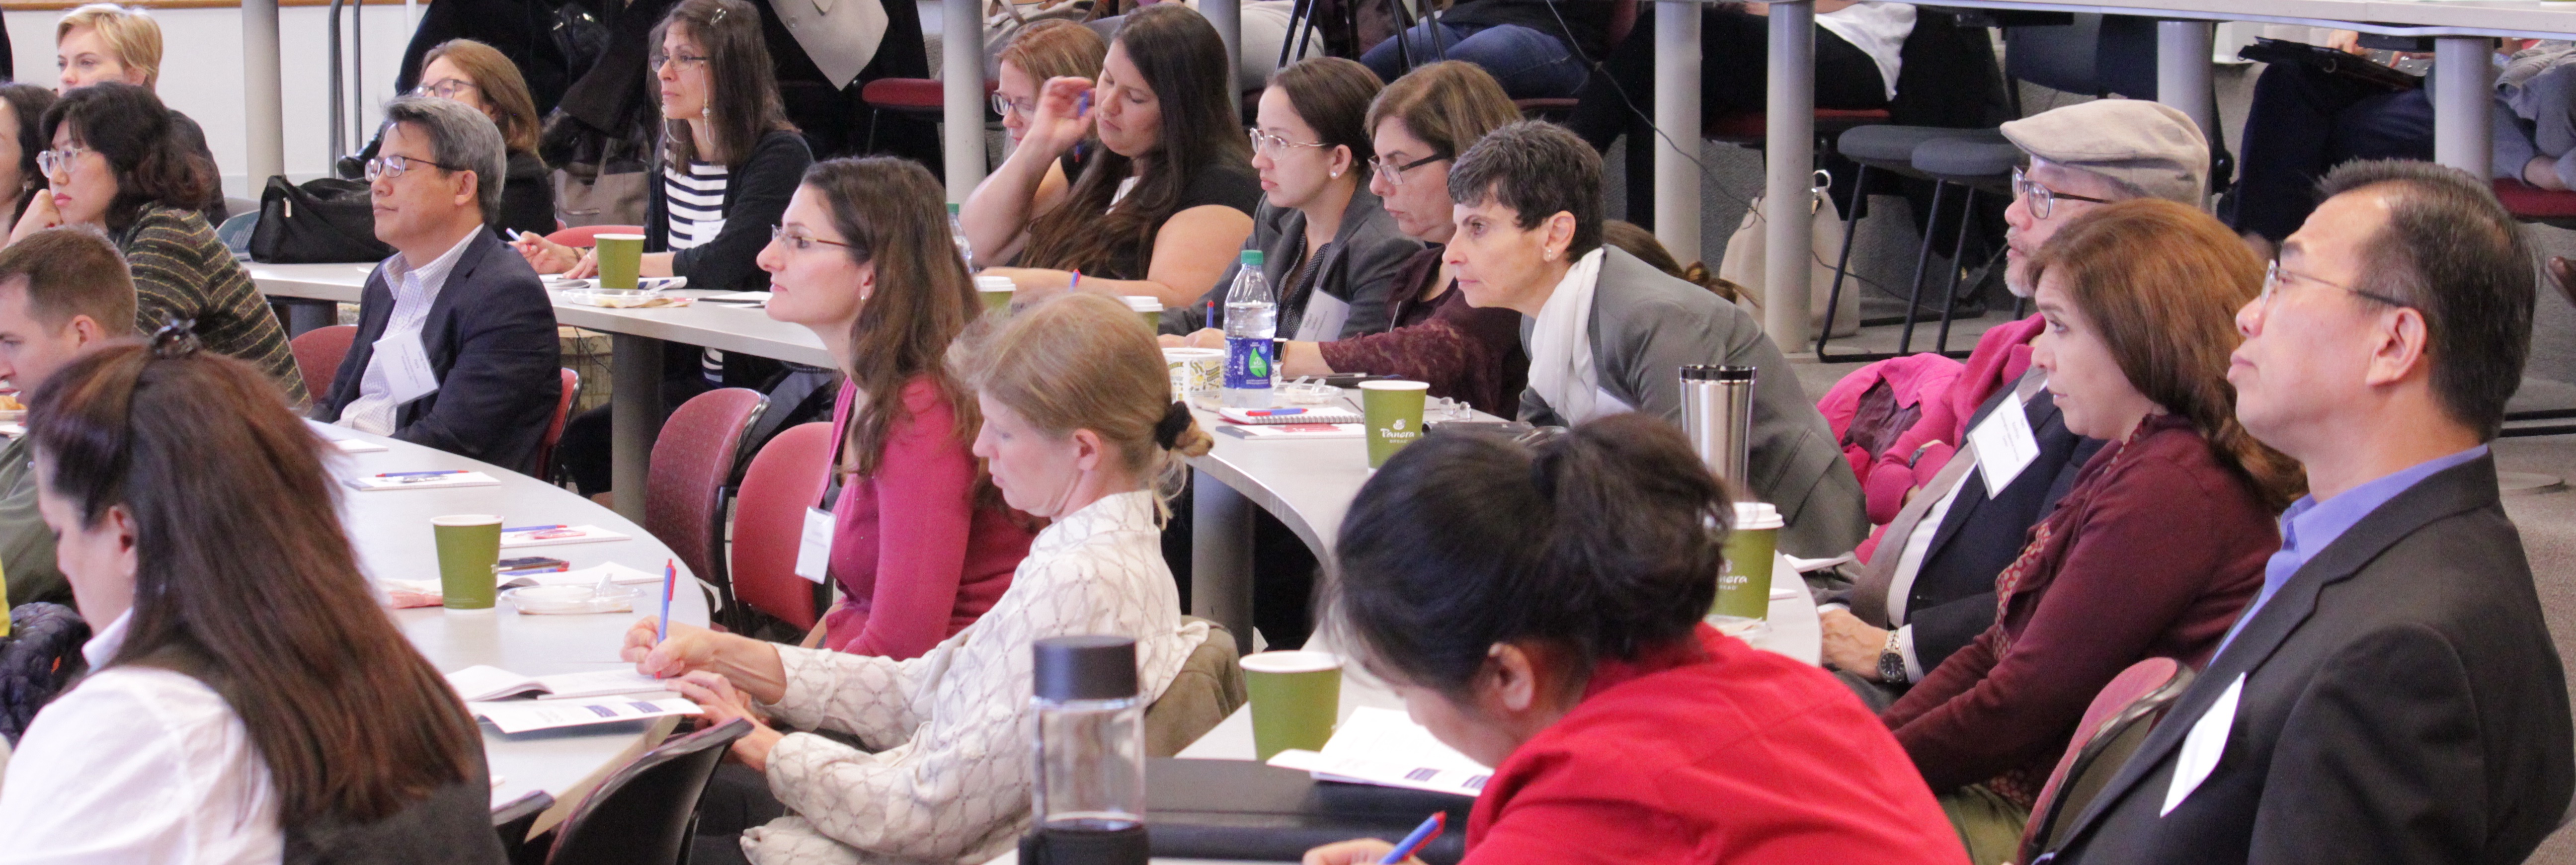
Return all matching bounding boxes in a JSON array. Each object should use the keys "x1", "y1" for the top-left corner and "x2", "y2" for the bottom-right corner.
[
  {"x1": 818, "y1": 379, "x2": 1037, "y2": 659},
  {"x1": 1313, "y1": 247, "x2": 1530, "y2": 415},
  {"x1": 1880, "y1": 413, "x2": 2274, "y2": 803}
]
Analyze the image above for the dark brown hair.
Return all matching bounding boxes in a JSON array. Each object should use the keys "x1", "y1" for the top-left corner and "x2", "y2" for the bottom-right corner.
[
  {"x1": 1364, "y1": 60, "x2": 1518, "y2": 163},
  {"x1": 1447, "y1": 120, "x2": 1604, "y2": 259},
  {"x1": 1018, "y1": 4, "x2": 1249, "y2": 277},
  {"x1": 650, "y1": 0, "x2": 795, "y2": 166},
  {"x1": 1266, "y1": 57, "x2": 1382, "y2": 167},
  {"x1": 27, "y1": 342, "x2": 483, "y2": 827},
  {"x1": 40, "y1": 82, "x2": 212, "y2": 231},
  {"x1": 2029, "y1": 199, "x2": 2305, "y2": 510},
  {"x1": 802, "y1": 157, "x2": 985, "y2": 483},
  {"x1": 1602, "y1": 219, "x2": 1743, "y2": 303},
  {"x1": 0, "y1": 83, "x2": 58, "y2": 219},
  {"x1": 0, "y1": 225, "x2": 134, "y2": 333},
  {"x1": 998, "y1": 19, "x2": 1106, "y2": 85},
  {"x1": 422, "y1": 38, "x2": 543, "y2": 155},
  {"x1": 2316, "y1": 159, "x2": 2534, "y2": 438}
]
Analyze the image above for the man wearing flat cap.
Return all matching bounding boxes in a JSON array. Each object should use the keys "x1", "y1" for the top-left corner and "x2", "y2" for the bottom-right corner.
[{"x1": 1822, "y1": 98, "x2": 2212, "y2": 715}]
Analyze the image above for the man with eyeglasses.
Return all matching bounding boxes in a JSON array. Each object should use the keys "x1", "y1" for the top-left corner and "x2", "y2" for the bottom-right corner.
[
  {"x1": 1821, "y1": 100, "x2": 2213, "y2": 709},
  {"x1": 313, "y1": 96, "x2": 562, "y2": 475},
  {"x1": 2039, "y1": 160, "x2": 2574, "y2": 865}
]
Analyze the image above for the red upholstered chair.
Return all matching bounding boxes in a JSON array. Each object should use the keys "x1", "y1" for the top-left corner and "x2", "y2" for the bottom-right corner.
[
  {"x1": 644, "y1": 388, "x2": 768, "y2": 621},
  {"x1": 2018, "y1": 657, "x2": 2197, "y2": 864},
  {"x1": 289, "y1": 324, "x2": 358, "y2": 404},
  {"x1": 2493, "y1": 177, "x2": 2576, "y2": 229},
  {"x1": 545, "y1": 225, "x2": 647, "y2": 248},
  {"x1": 530, "y1": 368, "x2": 579, "y2": 479},
  {"x1": 861, "y1": 78, "x2": 1000, "y2": 151},
  {"x1": 730, "y1": 422, "x2": 837, "y2": 633}
]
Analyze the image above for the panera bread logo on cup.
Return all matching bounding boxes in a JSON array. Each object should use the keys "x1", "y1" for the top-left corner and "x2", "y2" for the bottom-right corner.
[{"x1": 1360, "y1": 381, "x2": 1431, "y2": 469}]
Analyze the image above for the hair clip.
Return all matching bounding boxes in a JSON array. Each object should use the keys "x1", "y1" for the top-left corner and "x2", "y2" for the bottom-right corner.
[
  {"x1": 709, "y1": 4, "x2": 728, "y2": 23},
  {"x1": 149, "y1": 317, "x2": 201, "y2": 359}
]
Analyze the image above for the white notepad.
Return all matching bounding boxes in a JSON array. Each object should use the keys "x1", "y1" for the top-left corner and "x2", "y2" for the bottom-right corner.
[
  {"x1": 498, "y1": 561, "x2": 664, "y2": 590},
  {"x1": 1217, "y1": 423, "x2": 1366, "y2": 441},
  {"x1": 447, "y1": 665, "x2": 669, "y2": 702},
  {"x1": 500, "y1": 525, "x2": 632, "y2": 548},
  {"x1": 1217, "y1": 406, "x2": 1364, "y2": 425},
  {"x1": 468, "y1": 697, "x2": 700, "y2": 734},
  {"x1": 329, "y1": 438, "x2": 391, "y2": 453},
  {"x1": 343, "y1": 471, "x2": 502, "y2": 491},
  {"x1": 1267, "y1": 707, "x2": 1494, "y2": 797}
]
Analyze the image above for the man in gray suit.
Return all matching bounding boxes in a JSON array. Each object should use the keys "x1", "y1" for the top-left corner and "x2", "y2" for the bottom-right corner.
[
  {"x1": 2042, "y1": 160, "x2": 2573, "y2": 865},
  {"x1": 1442, "y1": 120, "x2": 1863, "y2": 557}
]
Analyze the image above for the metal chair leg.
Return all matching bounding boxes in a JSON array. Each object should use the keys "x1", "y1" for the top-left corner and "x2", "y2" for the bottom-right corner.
[
  {"x1": 1817, "y1": 163, "x2": 1869, "y2": 357},
  {"x1": 1898, "y1": 181, "x2": 1949, "y2": 356},
  {"x1": 1935, "y1": 187, "x2": 1977, "y2": 354}
]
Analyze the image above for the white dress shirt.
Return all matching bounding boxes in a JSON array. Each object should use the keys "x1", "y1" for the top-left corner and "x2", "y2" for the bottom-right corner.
[
  {"x1": 337, "y1": 230, "x2": 480, "y2": 435},
  {"x1": 1879, "y1": 380, "x2": 2042, "y2": 682},
  {"x1": 0, "y1": 611, "x2": 283, "y2": 865}
]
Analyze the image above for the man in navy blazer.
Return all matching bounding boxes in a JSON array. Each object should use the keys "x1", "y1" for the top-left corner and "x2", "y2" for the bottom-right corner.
[
  {"x1": 314, "y1": 96, "x2": 560, "y2": 474},
  {"x1": 2042, "y1": 161, "x2": 2573, "y2": 864}
]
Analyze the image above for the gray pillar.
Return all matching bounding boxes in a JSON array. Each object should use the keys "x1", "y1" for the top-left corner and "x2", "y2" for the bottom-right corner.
[
  {"x1": 2433, "y1": 37, "x2": 2494, "y2": 179},
  {"x1": 2154, "y1": 20, "x2": 2216, "y2": 155},
  {"x1": 1206, "y1": 0, "x2": 1244, "y2": 114},
  {"x1": 1654, "y1": 0, "x2": 1702, "y2": 266},
  {"x1": 943, "y1": 0, "x2": 987, "y2": 200},
  {"x1": 609, "y1": 334, "x2": 665, "y2": 521},
  {"x1": 1190, "y1": 469, "x2": 1256, "y2": 654},
  {"x1": 1762, "y1": 0, "x2": 1814, "y2": 350}
]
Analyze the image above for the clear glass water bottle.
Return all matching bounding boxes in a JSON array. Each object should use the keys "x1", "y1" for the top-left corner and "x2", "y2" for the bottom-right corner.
[
  {"x1": 948, "y1": 202, "x2": 975, "y2": 272},
  {"x1": 1020, "y1": 635, "x2": 1149, "y2": 865},
  {"x1": 1221, "y1": 250, "x2": 1275, "y2": 409}
]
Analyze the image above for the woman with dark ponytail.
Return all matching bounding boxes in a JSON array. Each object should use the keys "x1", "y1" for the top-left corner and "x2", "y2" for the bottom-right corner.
[
  {"x1": 1873, "y1": 199, "x2": 2297, "y2": 865},
  {"x1": 6, "y1": 83, "x2": 303, "y2": 396},
  {"x1": 1304, "y1": 414, "x2": 1966, "y2": 865}
]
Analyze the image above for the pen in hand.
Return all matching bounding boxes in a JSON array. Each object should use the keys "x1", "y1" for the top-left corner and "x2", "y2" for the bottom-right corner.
[{"x1": 1379, "y1": 812, "x2": 1445, "y2": 864}]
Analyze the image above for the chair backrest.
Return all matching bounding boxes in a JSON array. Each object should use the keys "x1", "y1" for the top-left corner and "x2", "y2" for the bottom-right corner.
[
  {"x1": 1143, "y1": 618, "x2": 1248, "y2": 758},
  {"x1": 730, "y1": 422, "x2": 837, "y2": 631},
  {"x1": 646, "y1": 389, "x2": 768, "y2": 599},
  {"x1": 545, "y1": 225, "x2": 647, "y2": 248},
  {"x1": 532, "y1": 368, "x2": 579, "y2": 479},
  {"x1": 290, "y1": 324, "x2": 360, "y2": 404},
  {"x1": 545, "y1": 718, "x2": 751, "y2": 865},
  {"x1": 0, "y1": 603, "x2": 91, "y2": 744},
  {"x1": 2019, "y1": 657, "x2": 2196, "y2": 863},
  {"x1": 1604, "y1": 0, "x2": 1640, "y2": 53},
  {"x1": 491, "y1": 790, "x2": 555, "y2": 865}
]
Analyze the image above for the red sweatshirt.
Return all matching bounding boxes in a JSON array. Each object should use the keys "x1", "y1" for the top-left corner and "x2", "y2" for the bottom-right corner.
[
  {"x1": 818, "y1": 379, "x2": 1036, "y2": 658},
  {"x1": 1462, "y1": 625, "x2": 1967, "y2": 865}
]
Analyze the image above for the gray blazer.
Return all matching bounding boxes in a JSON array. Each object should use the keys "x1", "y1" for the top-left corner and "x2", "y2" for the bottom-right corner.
[
  {"x1": 1518, "y1": 246, "x2": 1865, "y2": 557},
  {"x1": 1193, "y1": 187, "x2": 1420, "y2": 339}
]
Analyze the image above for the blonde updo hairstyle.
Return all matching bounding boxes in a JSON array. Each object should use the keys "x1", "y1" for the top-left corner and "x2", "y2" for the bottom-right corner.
[{"x1": 961, "y1": 293, "x2": 1213, "y2": 511}]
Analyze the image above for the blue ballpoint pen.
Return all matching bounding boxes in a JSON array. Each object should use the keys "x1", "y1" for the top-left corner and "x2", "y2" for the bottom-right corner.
[{"x1": 1379, "y1": 812, "x2": 1445, "y2": 864}]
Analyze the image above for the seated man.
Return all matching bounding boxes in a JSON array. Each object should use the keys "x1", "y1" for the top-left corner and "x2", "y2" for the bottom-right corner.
[
  {"x1": 1445, "y1": 120, "x2": 1863, "y2": 557},
  {"x1": 0, "y1": 226, "x2": 137, "y2": 611},
  {"x1": 1821, "y1": 99, "x2": 2211, "y2": 702},
  {"x1": 316, "y1": 96, "x2": 560, "y2": 473},
  {"x1": 2050, "y1": 161, "x2": 2574, "y2": 865}
]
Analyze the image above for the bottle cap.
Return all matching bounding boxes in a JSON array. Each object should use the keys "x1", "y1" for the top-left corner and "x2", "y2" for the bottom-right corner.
[
  {"x1": 1240, "y1": 250, "x2": 1263, "y2": 267},
  {"x1": 948, "y1": 202, "x2": 962, "y2": 215},
  {"x1": 1032, "y1": 635, "x2": 1139, "y2": 701}
]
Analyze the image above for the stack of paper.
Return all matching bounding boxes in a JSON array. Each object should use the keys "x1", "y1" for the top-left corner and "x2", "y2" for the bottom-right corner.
[
  {"x1": 1218, "y1": 423, "x2": 1366, "y2": 441},
  {"x1": 500, "y1": 525, "x2": 631, "y2": 548},
  {"x1": 498, "y1": 561, "x2": 663, "y2": 590},
  {"x1": 468, "y1": 697, "x2": 701, "y2": 734},
  {"x1": 447, "y1": 665, "x2": 668, "y2": 702},
  {"x1": 1266, "y1": 707, "x2": 1494, "y2": 797},
  {"x1": 343, "y1": 471, "x2": 502, "y2": 491},
  {"x1": 329, "y1": 438, "x2": 390, "y2": 454}
]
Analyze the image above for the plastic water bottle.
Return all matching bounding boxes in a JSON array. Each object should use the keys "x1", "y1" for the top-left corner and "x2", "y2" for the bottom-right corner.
[
  {"x1": 1222, "y1": 250, "x2": 1274, "y2": 409},
  {"x1": 948, "y1": 202, "x2": 975, "y2": 271}
]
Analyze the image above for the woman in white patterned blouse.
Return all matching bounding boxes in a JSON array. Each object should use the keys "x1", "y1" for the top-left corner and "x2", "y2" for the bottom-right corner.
[{"x1": 623, "y1": 292, "x2": 1215, "y2": 865}]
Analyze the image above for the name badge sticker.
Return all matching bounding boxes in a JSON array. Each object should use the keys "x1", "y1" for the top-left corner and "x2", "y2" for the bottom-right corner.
[
  {"x1": 1968, "y1": 397, "x2": 2042, "y2": 494},
  {"x1": 2162, "y1": 673, "x2": 2247, "y2": 816},
  {"x1": 793, "y1": 507, "x2": 833, "y2": 584}
]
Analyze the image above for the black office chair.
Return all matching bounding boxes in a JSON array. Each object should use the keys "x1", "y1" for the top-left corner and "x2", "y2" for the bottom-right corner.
[
  {"x1": 543, "y1": 718, "x2": 753, "y2": 865},
  {"x1": 492, "y1": 790, "x2": 556, "y2": 865}
]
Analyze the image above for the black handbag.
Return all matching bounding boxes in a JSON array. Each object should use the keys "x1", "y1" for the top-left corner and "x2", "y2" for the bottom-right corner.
[{"x1": 248, "y1": 175, "x2": 394, "y2": 263}]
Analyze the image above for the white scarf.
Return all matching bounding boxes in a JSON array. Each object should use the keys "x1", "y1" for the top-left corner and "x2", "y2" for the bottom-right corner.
[{"x1": 1526, "y1": 248, "x2": 1630, "y2": 423}]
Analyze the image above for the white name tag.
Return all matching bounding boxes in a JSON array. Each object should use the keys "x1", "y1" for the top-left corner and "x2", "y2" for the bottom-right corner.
[
  {"x1": 793, "y1": 506, "x2": 833, "y2": 584},
  {"x1": 376, "y1": 329, "x2": 441, "y2": 405},
  {"x1": 2162, "y1": 673, "x2": 2247, "y2": 816},
  {"x1": 1967, "y1": 395, "x2": 2041, "y2": 494}
]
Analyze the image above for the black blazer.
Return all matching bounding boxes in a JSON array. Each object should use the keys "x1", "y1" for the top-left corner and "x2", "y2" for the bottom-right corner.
[
  {"x1": 314, "y1": 230, "x2": 563, "y2": 474},
  {"x1": 1902, "y1": 383, "x2": 2105, "y2": 670},
  {"x1": 2048, "y1": 454, "x2": 2574, "y2": 865}
]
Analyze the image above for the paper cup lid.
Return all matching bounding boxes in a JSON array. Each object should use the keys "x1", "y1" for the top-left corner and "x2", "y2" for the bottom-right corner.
[
  {"x1": 974, "y1": 275, "x2": 1017, "y2": 291},
  {"x1": 591, "y1": 233, "x2": 645, "y2": 241},
  {"x1": 431, "y1": 514, "x2": 502, "y2": 527},
  {"x1": 1123, "y1": 296, "x2": 1163, "y2": 313},
  {"x1": 1239, "y1": 650, "x2": 1340, "y2": 673},
  {"x1": 1357, "y1": 380, "x2": 1429, "y2": 391},
  {"x1": 1732, "y1": 501, "x2": 1783, "y2": 530}
]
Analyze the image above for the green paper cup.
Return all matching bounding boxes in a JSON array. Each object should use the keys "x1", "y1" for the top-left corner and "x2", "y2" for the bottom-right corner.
[
  {"x1": 976, "y1": 275, "x2": 1017, "y2": 314},
  {"x1": 1360, "y1": 381, "x2": 1430, "y2": 469},
  {"x1": 1123, "y1": 296, "x2": 1163, "y2": 331},
  {"x1": 1241, "y1": 650, "x2": 1341, "y2": 761},
  {"x1": 432, "y1": 514, "x2": 503, "y2": 610},
  {"x1": 1711, "y1": 502, "x2": 1783, "y2": 624},
  {"x1": 593, "y1": 233, "x2": 645, "y2": 291}
]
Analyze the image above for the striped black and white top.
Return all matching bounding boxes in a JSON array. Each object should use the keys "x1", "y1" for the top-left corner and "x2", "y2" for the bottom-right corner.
[{"x1": 664, "y1": 160, "x2": 731, "y2": 250}]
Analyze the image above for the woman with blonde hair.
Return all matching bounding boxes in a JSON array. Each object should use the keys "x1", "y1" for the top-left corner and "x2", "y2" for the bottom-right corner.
[
  {"x1": 972, "y1": 20, "x2": 1107, "y2": 264},
  {"x1": 1871, "y1": 198, "x2": 2302, "y2": 863},
  {"x1": 623, "y1": 292, "x2": 1214, "y2": 864},
  {"x1": 52, "y1": 3, "x2": 224, "y2": 223}
]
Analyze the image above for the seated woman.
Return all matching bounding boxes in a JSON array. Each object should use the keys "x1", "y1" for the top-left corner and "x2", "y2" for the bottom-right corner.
[
  {"x1": 10, "y1": 83, "x2": 303, "y2": 396},
  {"x1": 1441, "y1": 120, "x2": 1861, "y2": 556},
  {"x1": 1204, "y1": 57, "x2": 1417, "y2": 340},
  {"x1": 415, "y1": 38, "x2": 557, "y2": 238},
  {"x1": 0, "y1": 336, "x2": 502, "y2": 860},
  {"x1": 516, "y1": 0, "x2": 815, "y2": 496},
  {"x1": 759, "y1": 157, "x2": 1036, "y2": 659},
  {"x1": 624, "y1": 292, "x2": 1213, "y2": 865},
  {"x1": 1357, "y1": 0, "x2": 1615, "y2": 100},
  {"x1": 1301, "y1": 414, "x2": 1966, "y2": 865},
  {"x1": 0, "y1": 84, "x2": 57, "y2": 227},
  {"x1": 53, "y1": 3, "x2": 226, "y2": 224},
  {"x1": 974, "y1": 20, "x2": 1108, "y2": 267},
  {"x1": 1563, "y1": 1, "x2": 1913, "y2": 154},
  {"x1": 1875, "y1": 199, "x2": 2301, "y2": 865},
  {"x1": 1174, "y1": 60, "x2": 1527, "y2": 414},
  {"x1": 969, "y1": 4, "x2": 1259, "y2": 312}
]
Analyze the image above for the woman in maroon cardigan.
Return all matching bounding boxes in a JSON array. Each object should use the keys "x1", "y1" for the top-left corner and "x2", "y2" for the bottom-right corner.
[{"x1": 1876, "y1": 200, "x2": 2305, "y2": 864}]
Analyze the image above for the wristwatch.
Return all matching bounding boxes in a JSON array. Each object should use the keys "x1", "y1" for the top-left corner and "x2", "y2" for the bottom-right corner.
[{"x1": 1877, "y1": 629, "x2": 1909, "y2": 684}]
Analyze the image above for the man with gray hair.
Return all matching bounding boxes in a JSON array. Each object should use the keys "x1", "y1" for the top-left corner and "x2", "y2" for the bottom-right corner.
[
  {"x1": 1823, "y1": 100, "x2": 2212, "y2": 724},
  {"x1": 314, "y1": 95, "x2": 561, "y2": 473}
]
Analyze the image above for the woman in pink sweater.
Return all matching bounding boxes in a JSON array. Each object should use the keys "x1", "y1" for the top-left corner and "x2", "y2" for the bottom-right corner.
[{"x1": 757, "y1": 156, "x2": 1037, "y2": 658}]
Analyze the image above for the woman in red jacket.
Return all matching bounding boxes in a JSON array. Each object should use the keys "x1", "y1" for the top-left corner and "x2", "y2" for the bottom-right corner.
[
  {"x1": 757, "y1": 157, "x2": 1037, "y2": 658},
  {"x1": 1878, "y1": 199, "x2": 2305, "y2": 863},
  {"x1": 1302, "y1": 414, "x2": 1966, "y2": 865}
]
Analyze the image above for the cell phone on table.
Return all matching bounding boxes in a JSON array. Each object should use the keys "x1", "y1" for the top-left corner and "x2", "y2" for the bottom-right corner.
[{"x1": 495, "y1": 556, "x2": 570, "y2": 573}]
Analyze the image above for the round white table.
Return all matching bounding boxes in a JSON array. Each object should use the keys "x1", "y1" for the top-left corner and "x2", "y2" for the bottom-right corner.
[{"x1": 315, "y1": 420, "x2": 710, "y2": 828}]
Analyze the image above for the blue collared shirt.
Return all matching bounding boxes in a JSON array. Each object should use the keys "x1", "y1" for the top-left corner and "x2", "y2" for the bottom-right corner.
[{"x1": 2212, "y1": 445, "x2": 2489, "y2": 657}]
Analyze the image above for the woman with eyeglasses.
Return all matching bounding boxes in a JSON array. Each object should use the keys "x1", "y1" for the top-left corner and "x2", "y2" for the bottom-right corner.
[
  {"x1": 516, "y1": 0, "x2": 815, "y2": 499},
  {"x1": 966, "y1": 4, "x2": 1260, "y2": 312},
  {"x1": 1172, "y1": 61, "x2": 1529, "y2": 415},
  {"x1": 0, "y1": 84, "x2": 59, "y2": 227},
  {"x1": 4, "y1": 82, "x2": 302, "y2": 396},
  {"x1": 972, "y1": 21, "x2": 1106, "y2": 266},
  {"x1": 410, "y1": 39, "x2": 555, "y2": 238}
]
